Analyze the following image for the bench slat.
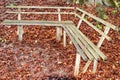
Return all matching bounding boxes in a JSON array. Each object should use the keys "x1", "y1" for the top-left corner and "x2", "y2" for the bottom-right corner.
[
  {"x1": 68, "y1": 26, "x2": 100, "y2": 61},
  {"x1": 66, "y1": 26, "x2": 94, "y2": 61},
  {"x1": 63, "y1": 25, "x2": 88, "y2": 61},
  {"x1": 2, "y1": 20, "x2": 74, "y2": 26},
  {"x1": 71, "y1": 25, "x2": 107, "y2": 61}
]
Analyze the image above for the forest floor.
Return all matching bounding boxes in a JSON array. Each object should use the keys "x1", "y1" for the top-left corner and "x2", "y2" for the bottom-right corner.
[{"x1": 0, "y1": 0, "x2": 120, "y2": 80}]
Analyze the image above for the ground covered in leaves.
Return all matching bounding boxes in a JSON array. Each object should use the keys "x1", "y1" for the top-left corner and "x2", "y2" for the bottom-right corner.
[{"x1": 0, "y1": 0, "x2": 120, "y2": 80}]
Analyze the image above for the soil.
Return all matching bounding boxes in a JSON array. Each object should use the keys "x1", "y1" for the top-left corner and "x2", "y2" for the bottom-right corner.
[{"x1": 0, "y1": 0, "x2": 120, "y2": 80}]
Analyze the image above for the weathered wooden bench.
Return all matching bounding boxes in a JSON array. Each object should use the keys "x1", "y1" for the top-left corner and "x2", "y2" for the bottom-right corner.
[
  {"x1": 72, "y1": 7, "x2": 118, "y2": 76},
  {"x1": 3, "y1": 6, "x2": 75, "y2": 41},
  {"x1": 1, "y1": 6, "x2": 118, "y2": 77}
]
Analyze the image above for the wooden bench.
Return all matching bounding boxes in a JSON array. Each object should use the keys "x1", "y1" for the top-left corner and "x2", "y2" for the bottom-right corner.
[
  {"x1": 71, "y1": 7, "x2": 118, "y2": 76},
  {"x1": 1, "y1": 6, "x2": 118, "y2": 77},
  {"x1": 3, "y1": 6, "x2": 75, "y2": 41},
  {"x1": 63, "y1": 24, "x2": 108, "y2": 76}
]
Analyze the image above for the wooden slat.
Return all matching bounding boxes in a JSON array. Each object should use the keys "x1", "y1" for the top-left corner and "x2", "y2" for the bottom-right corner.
[
  {"x1": 2, "y1": 20, "x2": 74, "y2": 26},
  {"x1": 83, "y1": 19, "x2": 111, "y2": 41},
  {"x1": 3, "y1": 20, "x2": 73, "y2": 24},
  {"x1": 69, "y1": 26, "x2": 100, "y2": 60},
  {"x1": 70, "y1": 25, "x2": 107, "y2": 61},
  {"x1": 6, "y1": 6, "x2": 75, "y2": 9},
  {"x1": 75, "y1": 13, "x2": 111, "y2": 41},
  {"x1": 62, "y1": 25, "x2": 88, "y2": 61},
  {"x1": 66, "y1": 26, "x2": 94, "y2": 60},
  {"x1": 76, "y1": 8, "x2": 118, "y2": 31},
  {"x1": 6, "y1": 11, "x2": 74, "y2": 15}
]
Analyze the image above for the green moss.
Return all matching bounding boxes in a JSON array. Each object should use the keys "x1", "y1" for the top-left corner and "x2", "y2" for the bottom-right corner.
[
  {"x1": 102, "y1": 14, "x2": 108, "y2": 20},
  {"x1": 96, "y1": 24, "x2": 102, "y2": 29},
  {"x1": 118, "y1": 28, "x2": 120, "y2": 34},
  {"x1": 79, "y1": 0, "x2": 84, "y2": 5},
  {"x1": 111, "y1": 9, "x2": 118, "y2": 14},
  {"x1": 96, "y1": 6, "x2": 109, "y2": 20}
]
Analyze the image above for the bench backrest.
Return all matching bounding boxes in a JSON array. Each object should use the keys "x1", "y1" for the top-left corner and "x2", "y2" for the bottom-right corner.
[
  {"x1": 6, "y1": 6, "x2": 75, "y2": 22},
  {"x1": 74, "y1": 7, "x2": 118, "y2": 48}
]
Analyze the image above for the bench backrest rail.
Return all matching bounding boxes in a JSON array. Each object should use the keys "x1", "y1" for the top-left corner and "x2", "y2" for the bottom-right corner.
[
  {"x1": 6, "y1": 11, "x2": 75, "y2": 15},
  {"x1": 76, "y1": 8, "x2": 118, "y2": 31},
  {"x1": 6, "y1": 6, "x2": 75, "y2": 9},
  {"x1": 6, "y1": 6, "x2": 75, "y2": 20}
]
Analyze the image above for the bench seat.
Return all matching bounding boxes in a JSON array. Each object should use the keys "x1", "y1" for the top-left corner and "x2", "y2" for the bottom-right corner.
[
  {"x1": 2, "y1": 20, "x2": 74, "y2": 26},
  {"x1": 63, "y1": 25, "x2": 107, "y2": 61}
]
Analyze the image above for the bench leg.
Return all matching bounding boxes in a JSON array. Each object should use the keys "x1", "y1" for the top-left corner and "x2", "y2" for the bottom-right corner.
[
  {"x1": 60, "y1": 28, "x2": 62, "y2": 37},
  {"x1": 69, "y1": 40, "x2": 72, "y2": 44},
  {"x1": 63, "y1": 30, "x2": 66, "y2": 47},
  {"x1": 74, "y1": 52, "x2": 81, "y2": 76},
  {"x1": 93, "y1": 59, "x2": 98, "y2": 73},
  {"x1": 82, "y1": 60, "x2": 92, "y2": 73},
  {"x1": 56, "y1": 27, "x2": 62, "y2": 41},
  {"x1": 17, "y1": 26, "x2": 24, "y2": 41}
]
